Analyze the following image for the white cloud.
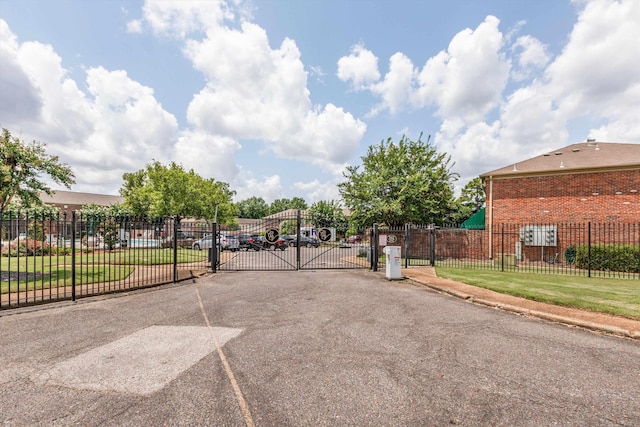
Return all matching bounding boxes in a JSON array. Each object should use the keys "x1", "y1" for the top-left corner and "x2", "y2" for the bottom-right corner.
[
  {"x1": 233, "y1": 174, "x2": 283, "y2": 203},
  {"x1": 336, "y1": 43, "x2": 380, "y2": 90},
  {"x1": 511, "y1": 35, "x2": 549, "y2": 81},
  {"x1": 414, "y1": 15, "x2": 510, "y2": 124},
  {"x1": 293, "y1": 179, "x2": 341, "y2": 204},
  {"x1": 126, "y1": 19, "x2": 143, "y2": 34},
  {"x1": 370, "y1": 52, "x2": 415, "y2": 115},
  {"x1": 0, "y1": 19, "x2": 179, "y2": 195}
]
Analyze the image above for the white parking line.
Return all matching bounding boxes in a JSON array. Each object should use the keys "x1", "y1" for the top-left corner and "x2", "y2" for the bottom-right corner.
[{"x1": 196, "y1": 286, "x2": 255, "y2": 427}]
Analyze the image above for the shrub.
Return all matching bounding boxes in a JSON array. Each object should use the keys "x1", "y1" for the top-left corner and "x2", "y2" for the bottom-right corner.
[
  {"x1": 1, "y1": 239, "x2": 52, "y2": 257},
  {"x1": 574, "y1": 244, "x2": 640, "y2": 273}
]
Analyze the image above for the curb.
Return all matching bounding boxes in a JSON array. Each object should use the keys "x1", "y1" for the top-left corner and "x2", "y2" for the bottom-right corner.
[{"x1": 406, "y1": 277, "x2": 640, "y2": 341}]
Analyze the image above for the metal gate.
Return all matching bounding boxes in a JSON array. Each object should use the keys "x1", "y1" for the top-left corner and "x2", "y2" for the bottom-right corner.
[{"x1": 213, "y1": 210, "x2": 373, "y2": 271}]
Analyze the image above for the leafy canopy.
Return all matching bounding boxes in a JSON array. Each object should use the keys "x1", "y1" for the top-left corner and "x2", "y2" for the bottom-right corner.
[
  {"x1": 237, "y1": 196, "x2": 269, "y2": 219},
  {"x1": 1, "y1": 128, "x2": 75, "y2": 211},
  {"x1": 338, "y1": 133, "x2": 458, "y2": 227},
  {"x1": 269, "y1": 197, "x2": 308, "y2": 215},
  {"x1": 307, "y1": 200, "x2": 349, "y2": 233},
  {"x1": 120, "y1": 161, "x2": 236, "y2": 223}
]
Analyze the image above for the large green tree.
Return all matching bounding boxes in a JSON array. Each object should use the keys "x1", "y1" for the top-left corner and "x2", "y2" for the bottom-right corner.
[
  {"x1": 120, "y1": 161, "x2": 236, "y2": 224},
  {"x1": 338, "y1": 134, "x2": 458, "y2": 227},
  {"x1": 237, "y1": 196, "x2": 269, "y2": 219},
  {"x1": 0, "y1": 128, "x2": 75, "y2": 211},
  {"x1": 307, "y1": 200, "x2": 349, "y2": 234}
]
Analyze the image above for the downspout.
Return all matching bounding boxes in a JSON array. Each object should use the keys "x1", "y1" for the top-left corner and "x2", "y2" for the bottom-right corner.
[{"x1": 488, "y1": 176, "x2": 493, "y2": 259}]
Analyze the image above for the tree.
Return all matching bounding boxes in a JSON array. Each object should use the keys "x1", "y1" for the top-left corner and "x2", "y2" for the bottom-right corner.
[
  {"x1": 338, "y1": 134, "x2": 458, "y2": 227},
  {"x1": 237, "y1": 196, "x2": 269, "y2": 219},
  {"x1": 269, "y1": 198, "x2": 292, "y2": 215},
  {"x1": 120, "y1": 161, "x2": 236, "y2": 224},
  {"x1": 307, "y1": 200, "x2": 349, "y2": 234},
  {"x1": 0, "y1": 128, "x2": 75, "y2": 211},
  {"x1": 269, "y1": 197, "x2": 308, "y2": 214},
  {"x1": 453, "y1": 177, "x2": 486, "y2": 223}
]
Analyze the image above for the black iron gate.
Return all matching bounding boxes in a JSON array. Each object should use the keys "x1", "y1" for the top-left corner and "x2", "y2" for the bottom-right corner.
[{"x1": 212, "y1": 210, "x2": 374, "y2": 271}]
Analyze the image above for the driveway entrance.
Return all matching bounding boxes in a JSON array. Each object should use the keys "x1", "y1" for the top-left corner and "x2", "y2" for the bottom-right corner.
[{"x1": 215, "y1": 210, "x2": 372, "y2": 271}]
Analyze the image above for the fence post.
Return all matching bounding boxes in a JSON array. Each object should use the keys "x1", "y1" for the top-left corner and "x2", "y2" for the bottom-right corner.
[
  {"x1": 429, "y1": 226, "x2": 436, "y2": 267},
  {"x1": 588, "y1": 221, "x2": 591, "y2": 278},
  {"x1": 71, "y1": 211, "x2": 76, "y2": 301},
  {"x1": 404, "y1": 223, "x2": 410, "y2": 268},
  {"x1": 173, "y1": 216, "x2": 179, "y2": 283},
  {"x1": 372, "y1": 223, "x2": 379, "y2": 271},
  {"x1": 211, "y1": 222, "x2": 218, "y2": 273},
  {"x1": 501, "y1": 224, "x2": 505, "y2": 272},
  {"x1": 296, "y1": 210, "x2": 301, "y2": 270}
]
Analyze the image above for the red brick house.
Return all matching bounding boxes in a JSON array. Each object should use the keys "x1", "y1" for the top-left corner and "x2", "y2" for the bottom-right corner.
[
  {"x1": 481, "y1": 141, "x2": 640, "y2": 224},
  {"x1": 480, "y1": 140, "x2": 640, "y2": 260}
]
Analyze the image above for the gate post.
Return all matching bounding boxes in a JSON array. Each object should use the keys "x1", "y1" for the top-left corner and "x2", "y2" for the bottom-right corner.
[
  {"x1": 173, "y1": 216, "x2": 179, "y2": 282},
  {"x1": 404, "y1": 223, "x2": 410, "y2": 268},
  {"x1": 71, "y1": 211, "x2": 76, "y2": 301},
  {"x1": 372, "y1": 223, "x2": 379, "y2": 271},
  {"x1": 211, "y1": 222, "x2": 218, "y2": 273},
  {"x1": 296, "y1": 210, "x2": 301, "y2": 270},
  {"x1": 429, "y1": 225, "x2": 436, "y2": 267}
]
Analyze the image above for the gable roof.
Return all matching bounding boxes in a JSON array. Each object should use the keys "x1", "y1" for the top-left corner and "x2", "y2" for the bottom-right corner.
[
  {"x1": 39, "y1": 190, "x2": 124, "y2": 207},
  {"x1": 480, "y1": 142, "x2": 640, "y2": 179}
]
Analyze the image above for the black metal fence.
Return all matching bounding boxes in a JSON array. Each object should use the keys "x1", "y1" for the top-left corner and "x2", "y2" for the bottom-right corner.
[
  {"x1": 1, "y1": 211, "x2": 214, "y2": 309},
  {"x1": 374, "y1": 222, "x2": 640, "y2": 279}
]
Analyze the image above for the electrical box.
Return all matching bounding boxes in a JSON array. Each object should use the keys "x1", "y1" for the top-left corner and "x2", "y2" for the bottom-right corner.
[{"x1": 520, "y1": 225, "x2": 557, "y2": 247}]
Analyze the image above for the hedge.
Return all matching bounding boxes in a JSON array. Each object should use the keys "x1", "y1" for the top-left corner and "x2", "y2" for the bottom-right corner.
[{"x1": 573, "y1": 244, "x2": 640, "y2": 273}]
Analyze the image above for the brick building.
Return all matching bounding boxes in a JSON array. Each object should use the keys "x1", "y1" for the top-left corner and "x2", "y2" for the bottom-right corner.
[
  {"x1": 480, "y1": 141, "x2": 640, "y2": 261},
  {"x1": 481, "y1": 141, "x2": 640, "y2": 225}
]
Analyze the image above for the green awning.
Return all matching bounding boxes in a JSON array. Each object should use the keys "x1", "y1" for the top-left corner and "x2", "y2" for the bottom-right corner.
[{"x1": 460, "y1": 208, "x2": 485, "y2": 229}]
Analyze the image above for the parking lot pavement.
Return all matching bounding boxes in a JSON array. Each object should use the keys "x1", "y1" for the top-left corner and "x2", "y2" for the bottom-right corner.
[{"x1": 1, "y1": 270, "x2": 639, "y2": 426}]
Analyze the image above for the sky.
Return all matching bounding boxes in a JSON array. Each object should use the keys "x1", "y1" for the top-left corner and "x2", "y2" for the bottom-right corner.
[{"x1": 1, "y1": 0, "x2": 639, "y2": 205}]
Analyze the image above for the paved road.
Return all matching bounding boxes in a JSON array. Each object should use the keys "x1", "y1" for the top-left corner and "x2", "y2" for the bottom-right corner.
[{"x1": 1, "y1": 270, "x2": 639, "y2": 426}]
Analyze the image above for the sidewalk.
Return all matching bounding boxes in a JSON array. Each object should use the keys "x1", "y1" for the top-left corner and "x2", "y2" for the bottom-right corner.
[{"x1": 402, "y1": 267, "x2": 640, "y2": 341}]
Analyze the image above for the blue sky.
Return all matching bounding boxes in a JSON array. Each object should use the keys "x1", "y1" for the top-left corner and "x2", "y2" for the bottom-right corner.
[{"x1": 1, "y1": 0, "x2": 638, "y2": 205}]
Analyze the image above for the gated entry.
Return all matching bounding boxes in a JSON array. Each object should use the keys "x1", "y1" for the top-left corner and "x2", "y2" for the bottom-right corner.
[{"x1": 213, "y1": 210, "x2": 373, "y2": 271}]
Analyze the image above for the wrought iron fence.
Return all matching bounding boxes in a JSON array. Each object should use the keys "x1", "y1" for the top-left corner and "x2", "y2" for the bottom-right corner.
[
  {"x1": 374, "y1": 222, "x2": 640, "y2": 279},
  {"x1": 1, "y1": 211, "x2": 214, "y2": 309}
]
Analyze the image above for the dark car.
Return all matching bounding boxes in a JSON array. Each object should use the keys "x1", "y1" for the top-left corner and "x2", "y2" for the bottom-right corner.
[
  {"x1": 237, "y1": 234, "x2": 263, "y2": 251},
  {"x1": 263, "y1": 238, "x2": 288, "y2": 251},
  {"x1": 289, "y1": 235, "x2": 320, "y2": 248}
]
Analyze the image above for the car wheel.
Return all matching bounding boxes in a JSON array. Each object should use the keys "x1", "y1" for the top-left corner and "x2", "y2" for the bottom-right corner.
[
  {"x1": 193, "y1": 244, "x2": 200, "y2": 251},
  {"x1": 306, "y1": 243, "x2": 312, "y2": 248},
  {"x1": 269, "y1": 244, "x2": 276, "y2": 250},
  {"x1": 280, "y1": 246, "x2": 286, "y2": 251}
]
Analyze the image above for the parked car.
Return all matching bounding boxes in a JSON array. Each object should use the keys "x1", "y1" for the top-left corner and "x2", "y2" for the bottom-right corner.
[
  {"x1": 237, "y1": 234, "x2": 263, "y2": 251},
  {"x1": 220, "y1": 234, "x2": 240, "y2": 252},
  {"x1": 263, "y1": 238, "x2": 288, "y2": 251},
  {"x1": 192, "y1": 234, "x2": 239, "y2": 251},
  {"x1": 162, "y1": 232, "x2": 196, "y2": 248},
  {"x1": 192, "y1": 235, "x2": 213, "y2": 251},
  {"x1": 346, "y1": 235, "x2": 363, "y2": 244},
  {"x1": 289, "y1": 235, "x2": 320, "y2": 248}
]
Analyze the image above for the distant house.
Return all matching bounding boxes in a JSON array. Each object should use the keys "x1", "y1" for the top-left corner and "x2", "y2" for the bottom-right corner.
[
  {"x1": 480, "y1": 141, "x2": 640, "y2": 227},
  {"x1": 39, "y1": 190, "x2": 124, "y2": 215}
]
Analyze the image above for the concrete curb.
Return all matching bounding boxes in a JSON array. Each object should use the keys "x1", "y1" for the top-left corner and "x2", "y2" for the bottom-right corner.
[{"x1": 404, "y1": 275, "x2": 640, "y2": 341}]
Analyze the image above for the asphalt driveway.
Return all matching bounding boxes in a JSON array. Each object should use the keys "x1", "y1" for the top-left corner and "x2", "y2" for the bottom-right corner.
[{"x1": 1, "y1": 270, "x2": 639, "y2": 426}]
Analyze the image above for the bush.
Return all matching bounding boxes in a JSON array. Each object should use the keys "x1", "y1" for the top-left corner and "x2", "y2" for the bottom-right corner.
[
  {"x1": 1, "y1": 239, "x2": 52, "y2": 257},
  {"x1": 574, "y1": 244, "x2": 640, "y2": 273}
]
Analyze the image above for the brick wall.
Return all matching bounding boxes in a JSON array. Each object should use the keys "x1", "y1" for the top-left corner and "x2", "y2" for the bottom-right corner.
[{"x1": 488, "y1": 169, "x2": 640, "y2": 224}]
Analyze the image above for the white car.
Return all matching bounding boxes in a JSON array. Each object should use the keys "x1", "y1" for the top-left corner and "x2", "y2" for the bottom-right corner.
[{"x1": 192, "y1": 234, "x2": 239, "y2": 251}]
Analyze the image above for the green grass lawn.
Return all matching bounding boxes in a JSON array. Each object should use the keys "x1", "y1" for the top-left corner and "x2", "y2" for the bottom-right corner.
[
  {"x1": 435, "y1": 267, "x2": 640, "y2": 320},
  {"x1": 0, "y1": 248, "x2": 207, "y2": 294}
]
